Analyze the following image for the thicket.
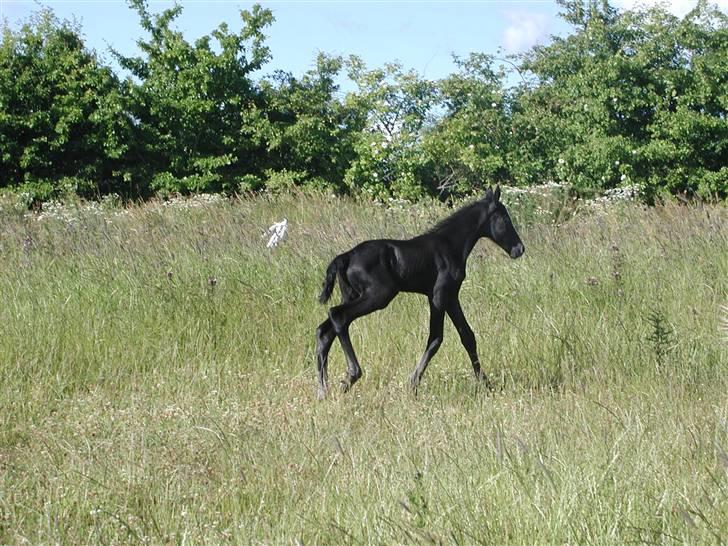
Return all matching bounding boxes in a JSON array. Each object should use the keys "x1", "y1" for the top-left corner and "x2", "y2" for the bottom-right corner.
[{"x1": 1, "y1": 0, "x2": 726, "y2": 203}]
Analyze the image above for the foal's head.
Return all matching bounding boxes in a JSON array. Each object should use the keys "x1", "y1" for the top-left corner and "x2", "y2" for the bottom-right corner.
[{"x1": 482, "y1": 186, "x2": 525, "y2": 259}]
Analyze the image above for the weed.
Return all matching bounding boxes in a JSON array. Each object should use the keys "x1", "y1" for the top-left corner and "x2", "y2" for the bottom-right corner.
[
  {"x1": 646, "y1": 307, "x2": 674, "y2": 371},
  {"x1": 402, "y1": 471, "x2": 430, "y2": 530}
]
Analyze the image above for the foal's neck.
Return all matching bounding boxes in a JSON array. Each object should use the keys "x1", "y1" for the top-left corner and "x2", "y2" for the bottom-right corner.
[{"x1": 438, "y1": 203, "x2": 487, "y2": 264}]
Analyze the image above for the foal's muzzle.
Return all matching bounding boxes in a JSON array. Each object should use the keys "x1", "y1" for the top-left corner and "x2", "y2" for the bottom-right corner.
[{"x1": 510, "y1": 243, "x2": 525, "y2": 259}]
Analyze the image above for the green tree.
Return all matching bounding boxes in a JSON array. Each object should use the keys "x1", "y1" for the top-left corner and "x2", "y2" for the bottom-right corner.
[
  {"x1": 260, "y1": 53, "x2": 364, "y2": 192},
  {"x1": 511, "y1": 0, "x2": 633, "y2": 193},
  {"x1": 343, "y1": 57, "x2": 438, "y2": 200},
  {"x1": 423, "y1": 53, "x2": 510, "y2": 195},
  {"x1": 511, "y1": 0, "x2": 727, "y2": 199},
  {"x1": 111, "y1": 0, "x2": 275, "y2": 195},
  {"x1": 639, "y1": 2, "x2": 728, "y2": 199},
  {"x1": 2, "y1": 0, "x2": 724, "y2": 204},
  {"x1": 0, "y1": 9, "x2": 130, "y2": 200}
]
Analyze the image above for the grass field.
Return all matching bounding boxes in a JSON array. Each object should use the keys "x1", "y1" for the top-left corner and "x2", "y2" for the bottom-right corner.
[{"x1": 1, "y1": 191, "x2": 726, "y2": 544}]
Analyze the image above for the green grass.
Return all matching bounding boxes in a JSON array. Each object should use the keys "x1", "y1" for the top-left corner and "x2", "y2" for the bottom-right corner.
[{"x1": 1, "y1": 192, "x2": 726, "y2": 544}]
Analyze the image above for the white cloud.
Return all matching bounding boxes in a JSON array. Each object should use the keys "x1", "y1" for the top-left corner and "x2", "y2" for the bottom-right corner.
[
  {"x1": 502, "y1": 11, "x2": 550, "y2": 53},
  {"x1": 613, "y1": 0, "x2": 728, "y2": 17}
]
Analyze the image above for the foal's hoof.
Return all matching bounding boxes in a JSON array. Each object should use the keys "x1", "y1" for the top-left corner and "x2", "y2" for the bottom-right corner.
[
  {"x1": 340, "y1": 371, "x2": 361, "y2": 394},
  {"x1": 409, "y1": 375, "x2": 420, "y2": 395},
  {"x1": 316, "y1": 387, "x2": 327, "y2": 401},
  {"x1": 476, "y1": 373, "x2": 495, "y2": 392}
]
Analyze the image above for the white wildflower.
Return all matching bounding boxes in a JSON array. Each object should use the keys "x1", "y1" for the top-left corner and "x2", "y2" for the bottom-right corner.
[
  {"x1": 501, "y1": 182, "x2": 564, "y2": 197},
  {"x1": 603, "y1": 184, "x2": 642, "y2": 201},
  {"x1": 558, "y1": 158, "x2": 565, "y2": 165},
  {"x1": 491, "y1": 102, "x2": 497, "y2": 108},
  {"x1": 266, "y1": 218, "x2": 288, "y2": 248}
]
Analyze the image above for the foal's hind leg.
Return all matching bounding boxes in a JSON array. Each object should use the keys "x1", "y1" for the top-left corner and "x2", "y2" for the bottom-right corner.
[
  {"x1": 316, "y1": 284, "x2": 357, "y2": 400},
  {"x1": 335, "y1": 325, "x2": 362, "y2": 392},
  {"x1": 315, "y1": 318, "x2": 336, "y2": 399},
  {"x1": 329, "y1": 289, "x2": 395, "y2": 392}
]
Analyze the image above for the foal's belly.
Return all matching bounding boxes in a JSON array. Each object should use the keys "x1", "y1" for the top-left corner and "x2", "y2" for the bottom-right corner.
[{"x1": 388, "y1": 242, "x2": 437, "y2": 294}]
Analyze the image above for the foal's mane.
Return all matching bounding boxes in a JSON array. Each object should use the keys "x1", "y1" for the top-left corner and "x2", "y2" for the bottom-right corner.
[{"x1": 425, "y1": 198, "x2": 486, "y2": 236}]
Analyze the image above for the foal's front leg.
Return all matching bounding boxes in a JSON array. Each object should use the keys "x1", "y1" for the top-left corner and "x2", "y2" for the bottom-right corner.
[
  {"x1": 410, "y1": 299, "x2": 445, "y2": 391},
  {"x1": 447, "y1": 299, "x2": 492, "y2": 390}
]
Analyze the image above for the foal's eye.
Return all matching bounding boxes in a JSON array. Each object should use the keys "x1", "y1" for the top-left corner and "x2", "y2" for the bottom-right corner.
[{"x1": 494, "y1": 217, "x2": 506, "y2": 233}]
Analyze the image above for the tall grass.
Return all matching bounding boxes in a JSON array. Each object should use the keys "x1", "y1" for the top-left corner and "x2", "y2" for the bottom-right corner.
[{"x1": 0, "y1": 192, "x2": 726, "y2": 544}]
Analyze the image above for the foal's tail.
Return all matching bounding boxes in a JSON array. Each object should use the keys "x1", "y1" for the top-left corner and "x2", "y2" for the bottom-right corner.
[{"x1": 318, "y1": 254, "x2": 347, "y2": 304}]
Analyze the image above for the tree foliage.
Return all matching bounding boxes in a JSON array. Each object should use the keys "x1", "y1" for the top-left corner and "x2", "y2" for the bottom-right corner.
[
  {"x1": 0, "y1": 10, "x2": 130, "y2": 200},
  {"x1": 514, "y1": 0, "x2": 728, "y2": 200},
  {"x1": 0, "y1": 1, "x2": 725, "y2": 203},
  {"x1": 110, "y1": 0, "x2": 275, "y2": 196},
  {"x1": 343, "y1": 57, "x2": 438, "y2": 200},
  {"x1": 260, "y1": 53, "x2": 363, "y2": 192},
  {"x1": 424, "y1": 53, "x2": 511, "y2": 194}
]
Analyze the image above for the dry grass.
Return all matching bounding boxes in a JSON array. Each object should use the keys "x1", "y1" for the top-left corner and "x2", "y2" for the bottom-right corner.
[{"x1": 0, "y1": 192, "x2": 726, "y2": 544}]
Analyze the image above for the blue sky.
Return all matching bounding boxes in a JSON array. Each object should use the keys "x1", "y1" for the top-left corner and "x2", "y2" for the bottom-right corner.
[
  {"x1": 1, "y1": 1, "x2": 724, "y2": 82},
  {"x1": 1, "y1": 1, "x2": 570, "y2": 80}
]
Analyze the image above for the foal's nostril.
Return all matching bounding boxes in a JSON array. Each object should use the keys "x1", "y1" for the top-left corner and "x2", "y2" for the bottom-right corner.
[{"x1": 511, "y1": 243, "x2": 525, "y2": 259}]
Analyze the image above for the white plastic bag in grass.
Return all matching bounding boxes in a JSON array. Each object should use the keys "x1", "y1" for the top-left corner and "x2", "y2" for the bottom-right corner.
[{"x1": 266, "y1": 218, "x2": 288, "y2": 248}]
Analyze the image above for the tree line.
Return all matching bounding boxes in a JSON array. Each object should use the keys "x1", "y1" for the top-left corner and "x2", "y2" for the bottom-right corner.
[{"x1": 1, "y1": 0, "x2": 726, "y2": 204}]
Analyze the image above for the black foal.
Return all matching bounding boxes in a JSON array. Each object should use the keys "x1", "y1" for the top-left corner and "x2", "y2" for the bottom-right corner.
[{"x1": 315, "y1": 186, "x2": 524, "y2": 399}]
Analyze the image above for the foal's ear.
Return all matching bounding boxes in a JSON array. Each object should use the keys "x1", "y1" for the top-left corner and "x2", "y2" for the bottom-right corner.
[{"x1": 484, "y1": 185, "x2": 501, "y2": 203}]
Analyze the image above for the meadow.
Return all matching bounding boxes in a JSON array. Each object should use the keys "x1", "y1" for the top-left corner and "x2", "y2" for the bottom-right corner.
[{"x1": 0, "y1": 190, "x2": 726, "y2": 544}]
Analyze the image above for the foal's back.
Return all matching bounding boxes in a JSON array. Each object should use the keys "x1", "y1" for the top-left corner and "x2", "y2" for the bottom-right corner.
[{"x1": 344, "y1": 234, "x2": 448, "y2": 296}]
